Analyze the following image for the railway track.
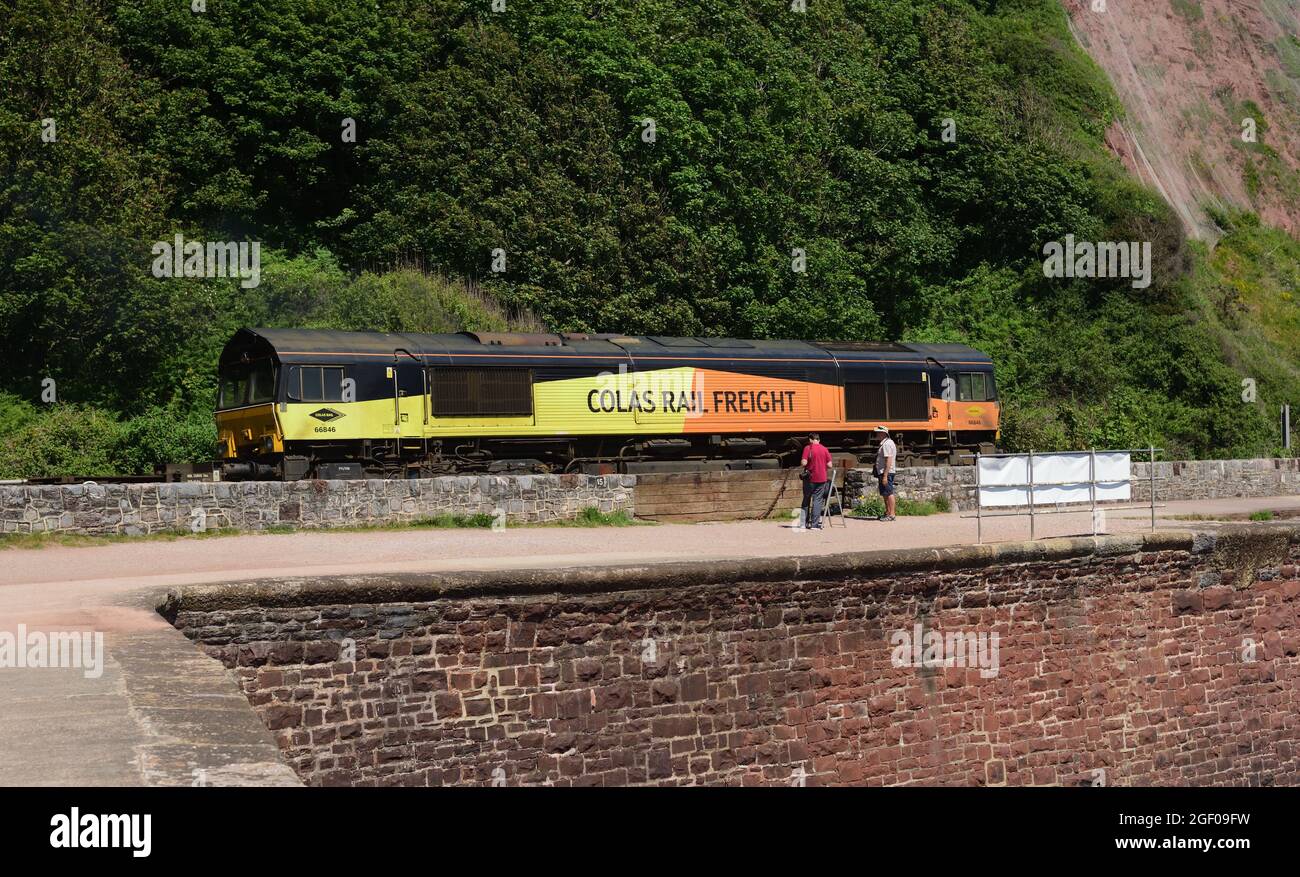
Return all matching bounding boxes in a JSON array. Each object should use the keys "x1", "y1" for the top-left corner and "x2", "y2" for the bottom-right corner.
[
  {"x1": 14, "y1": 475, "x2": 171, "y2": 485},
  {"x1": 8, "y1": 463, "x2": 218, "y2": 485}
]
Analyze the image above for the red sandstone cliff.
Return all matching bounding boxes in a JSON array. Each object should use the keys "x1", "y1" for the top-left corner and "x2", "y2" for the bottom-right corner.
[{"x1": 1062, "y1": 0, "x2": 1300, "y2": 239}]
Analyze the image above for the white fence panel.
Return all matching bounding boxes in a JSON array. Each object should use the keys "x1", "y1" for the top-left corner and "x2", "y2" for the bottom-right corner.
[
  {"x1": 976, "y1": 455, "x2": 1029, "y2": 507},
  {"x1": 1030, "y1": 452, "x2": 1093, "y2": 505},
  {"x1": 1094, "y1": 452, "x2": 1132, "y2": 502},
  {"x1": 978, "y1": 451, "x2": 1131, "y2": 508},
  {"x1": 973, "y1": 448, "x2": 1153, "y2": 543}
]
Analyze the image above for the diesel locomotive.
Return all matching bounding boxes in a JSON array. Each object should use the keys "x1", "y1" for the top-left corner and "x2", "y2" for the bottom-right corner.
[{"x1": 215, "y1": 328, "x2": 999, "y2": 480}]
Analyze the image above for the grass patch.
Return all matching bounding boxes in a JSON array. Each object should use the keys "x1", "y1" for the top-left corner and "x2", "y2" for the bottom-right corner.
[
  {"x1": 541, "y1": 507, "x2": 642, "y2": 527},
  {"x1": 409, "y1": 513, "x2": 497, "y2": 529},
  {"x1": 1170, "y1": 0, "x2": 1204, "y2": 22},
  {"x1": 1169, "y1": 510, "x2": 1289, "y2": 522},
  {"x1": 263, "y1": 512, "x2": 500, "y2": 532},
  {"x1": 0, "y1": 528, "x2": 209, "y2": 549},
  {"x1": 850, "y1": 496, "x2": 947, "y2": 518},
  {"x1": 0, "y1": 525, "x2": 273, "y2": 549},
  {"x1": 0, "y1": 507, "x2": 642, "y2": 549}
]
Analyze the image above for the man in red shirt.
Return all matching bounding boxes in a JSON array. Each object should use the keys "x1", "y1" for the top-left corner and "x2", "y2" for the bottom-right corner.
[{"x1": 800, "y1": 433, "x2": 833, "y2": 529}]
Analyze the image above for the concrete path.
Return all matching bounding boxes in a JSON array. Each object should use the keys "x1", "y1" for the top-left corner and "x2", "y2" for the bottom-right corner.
[
  {"x1": 4, "y1": 495, "x2": 1298, "y2": 591},
  {"x1": 1, "y1": 492, "x2": 1297, "y2": 786}
]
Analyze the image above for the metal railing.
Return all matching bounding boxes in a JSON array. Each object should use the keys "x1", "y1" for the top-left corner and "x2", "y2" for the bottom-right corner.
[{"x1": 965, "y1": 447, "x2": 1166, "y2": 544}]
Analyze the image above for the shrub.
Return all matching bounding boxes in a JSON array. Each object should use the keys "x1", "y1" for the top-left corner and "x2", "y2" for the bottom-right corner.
[
  {"x1": 0, "y1": 403, "x2": 217, "y2": 479},
  {"x1": 851, "y1": 496, "x2": 943, "y2": 517},
  {"x1": 0, "y1": 392, "x2": 38, "y2": 436},
  {"x1": 115, "y1": 407, "x2": 218, "y2": 473},
  {"x1": 410, "y1": 513, "x2": 496, "y2": 529},
  {"x1": 0, "y1": 404, "x2": 123, "y2": 478},
  {"x1": 566, "y1": 507, "x2": 636, "y2": 527},
  {"x1": 852, "y1": 496, "x2": 886, "y2": 518}
]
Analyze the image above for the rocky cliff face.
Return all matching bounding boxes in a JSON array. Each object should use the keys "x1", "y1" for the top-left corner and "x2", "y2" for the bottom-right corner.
[{"x1": 1063, "y1": 0, "x2": 1300, "y2": 239}]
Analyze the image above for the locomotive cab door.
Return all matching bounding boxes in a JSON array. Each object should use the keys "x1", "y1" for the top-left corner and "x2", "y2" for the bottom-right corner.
[
  {"x1": 940, "y1": 369, "x2": 957, "y2": 432},
  {"x1": 937, "y1": 366, "x2": 957, "y2": 461},
  {"x1": 918, "y1": 358, "x2": 956, "y2": 463},
  {"x1": 391, "y1": 349, "x2": 424, "y2": 441}
]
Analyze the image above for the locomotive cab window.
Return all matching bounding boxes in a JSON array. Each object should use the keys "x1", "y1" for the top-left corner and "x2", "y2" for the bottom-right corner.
[
  {"x1": 218, "y1": 361, "x2": 276, "y2": 408},
  {"x1": 287, "y1": 366, "x2": 345, "y2": 402},
  {"x1": 431, "y1": 368, "x2": 533, "y2": 417},
  {"x1": 218, "y1": 373, "x2": 248, "y2": 409},
  {"x1": 248, "y1": 362, "x2": 276, "y2": 404},
  {"x1": 958, "y1": 372, "x2": 990, "y2": 402}
]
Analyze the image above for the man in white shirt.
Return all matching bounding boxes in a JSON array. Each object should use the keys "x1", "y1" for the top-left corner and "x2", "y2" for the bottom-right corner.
[{"x1": 874, "y1": 425, "x2": 897, "y2": 522}]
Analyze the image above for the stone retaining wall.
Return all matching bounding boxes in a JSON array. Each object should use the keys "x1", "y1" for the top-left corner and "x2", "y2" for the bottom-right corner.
[
  {"x1": 0, "y1": 474, "x2": 635, "y2": 536},
  {"x1": 3, "y1": 456, "x2": 1296, "y2": 536}
]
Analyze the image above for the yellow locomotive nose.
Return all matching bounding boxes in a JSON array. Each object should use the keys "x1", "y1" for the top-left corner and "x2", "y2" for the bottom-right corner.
[{"x1": 215, "y1": 405, "x2": 282, "y2": 458}]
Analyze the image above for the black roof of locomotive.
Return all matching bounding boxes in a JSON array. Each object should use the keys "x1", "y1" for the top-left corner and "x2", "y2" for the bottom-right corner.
[{"x1": 223, "y1": 328, "x2": 992, "y2": 366}]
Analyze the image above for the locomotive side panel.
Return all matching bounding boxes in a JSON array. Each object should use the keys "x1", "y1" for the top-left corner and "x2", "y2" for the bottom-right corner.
[{"x1": 215, "y1": 329, "x2": 1000, "y2": 479}]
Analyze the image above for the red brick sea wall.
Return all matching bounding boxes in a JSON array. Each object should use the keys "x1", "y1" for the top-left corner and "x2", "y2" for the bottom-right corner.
[{"x1": 169, "y1": 528, "x2": 1300, "y2": 786}]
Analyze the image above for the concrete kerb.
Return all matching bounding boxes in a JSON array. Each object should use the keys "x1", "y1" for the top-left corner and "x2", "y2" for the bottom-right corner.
[
  {"x1": 74, "y1": 587, "x2": 306, "y2": 787},
  {"x1": 111, "y1": 623, "x2": 303, "y2": 787}
]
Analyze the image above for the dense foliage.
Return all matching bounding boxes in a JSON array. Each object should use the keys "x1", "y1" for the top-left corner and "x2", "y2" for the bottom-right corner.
[{"x1": 0, "y1": 0, "x2": 1295, "y2": 475}]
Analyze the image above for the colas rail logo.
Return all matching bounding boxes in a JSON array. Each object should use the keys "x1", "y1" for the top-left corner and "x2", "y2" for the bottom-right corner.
[{"x1": 585, "y1": 366, "x2": 799, "y2": 416}]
